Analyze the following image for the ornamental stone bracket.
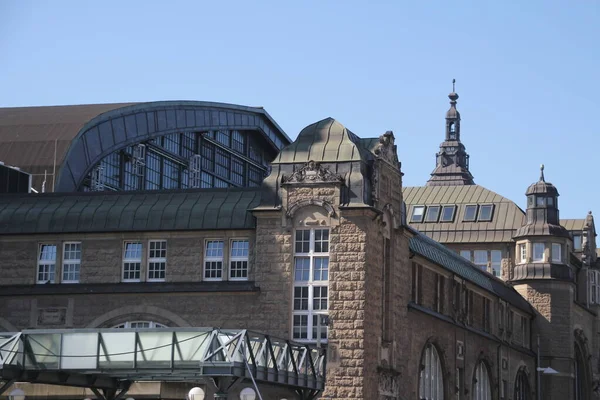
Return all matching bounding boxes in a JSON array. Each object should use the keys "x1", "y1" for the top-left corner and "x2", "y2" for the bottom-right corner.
[{"x1": 281, "y1": 161, "x2": 344, "y2": 185}]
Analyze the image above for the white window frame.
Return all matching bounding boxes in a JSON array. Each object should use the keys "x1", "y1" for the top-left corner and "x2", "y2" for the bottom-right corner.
[
  {"x1": 204, "y1": 239, "x2": 224, "y2": 281},
  {"x1": 419, "y1": 343, "x2": 444, "y2": 400},
  {"x1": 147, "y1": 240, "x2": 167, "y2": 282},
  {"x1": 37, "y1": 244, "x2": 57, "y2": 284},
  {"x1": 113, "y1": 321, "x2": 167, "y2": 328},
  {"x1": 62, "y1": 242, "x2": 81, "y2": 283},
  {"x1": 292, "y1": 228, "x2": 329, "y2": 342},
  {"x1": 411, "y1": 206, "x2": 426, "y2": 223},
  {"x1": 519, "y1": 243, "x2": 527, "y2": 263},
  {"x1": 229, "y1": 239, "x2": 249, "y2": 280},
  {"x1": 122, "y1": 241, "x2": 143, "y2": 282},
  {"x1": 532, "y1": 243, "x2": 545, "y2": 262},
  {"x1": 551, "y1": 243, "x2": 562, "y2": 263}
]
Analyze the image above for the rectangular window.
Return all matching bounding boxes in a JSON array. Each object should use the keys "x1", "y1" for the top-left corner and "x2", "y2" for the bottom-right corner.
[
  {"x1": 551, "y1": 243, "x2": 562, "y2": 263},
  {"x1": 490, "y1": 250, "x2": 502, "y2": 277},
  {"x1": 507, "y1": 309, "x2": 514, "y2": 335},
  {"x1": 293, "y1": 228, "x2": 329, "y2": 341},
  {"x1": 573, "y1": 234, "x2": 582, "y2": 250},
  {"x1": 521, "y1": 316, "x2": 529, "y2": 347},
  {"x1": 216, "y1": 130, "x2": 230, "y2": 146},
  {"x1": 536, "y1": 196, "x2": 545, "y2": 206},
  {"x1": 474, "y1": 250, "x2": 488, "y2": 271},
  {"x1": 463, "y1": 205, "x2": 478, "y2": 221},
  {"x1": 424, "y1": 206, "x2": 440, "y2": 222},
  {"x1": 38, "y1": 244, "x2": 57, "y2": 283},
  {"x1": 478, "y1": 204, "x2": 494, "y2": 221},
  {"x1": 460, "y1": 250, "x2": 471, "y2": 261},
  {"x1": 411, "y1": 206, "x2": 426, "y2": 223},
  {"x1": 231, "y1": 130, "x2": 245, "y2": 154},
  {"x1": 62, "y1": 242, "x2": 81, "y2": 283},
  {"x1": 145, "y1": 151, "x2": 161, "y2": 190},
  {"x1": 498, "y1": 302, "x2": 505, "y2": 331},
  {"x1": 123, "y1": 242, "x2": 142, "y2": 282},
  {"x1": 440, "y1": 205, "x2": 456, "y2": 222},
  {"x1": 533, "y1": 243, "x2": 545, "y2": 262},
  {"x1": 411, "y1": 262, "x2": 422, "y2": 304},
  {"x1": 519, "y1": 244, "x2": 527, "y2": 263},
  {"x1": 204, "y1": 240, "x2": 224, "y2": 280},
  {"x1": 229, "y1": 239, "x2": 249, "y2": 280},
  {"x1": 435, "y1": 274, "x2": 445, "y2": 313},
  {"x1": 148, "y1": 240, "x2": 167, "y2": 281},
  {"x1": 483, "y1": 298, "x2": 491, "y2": 332}
]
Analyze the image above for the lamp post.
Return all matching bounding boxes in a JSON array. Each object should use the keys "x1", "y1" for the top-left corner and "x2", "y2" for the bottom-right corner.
[{"x1": 8, "y1": 389, "x2": 25, "y2": 400}]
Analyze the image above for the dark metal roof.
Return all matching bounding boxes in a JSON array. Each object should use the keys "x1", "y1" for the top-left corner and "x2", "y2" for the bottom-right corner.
[
  {"x1": 0, "y1": 188, "x2": 261, "y2": 235},
  {"x1": 0, "y1": 101, "x2": 290, "y2": 192},
  {"x1": 408, "y1": 228, "x2": 533, "y2": 313}
]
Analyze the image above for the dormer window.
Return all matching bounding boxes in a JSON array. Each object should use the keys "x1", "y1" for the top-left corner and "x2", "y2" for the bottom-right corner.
[
  {"x1": 533, "y1": 243, "x2": 545, "y2": 262},
  {"x1": 440, "y1": 205, "x2": 456, "y2": 222},
  {"x1": 425, "y1": 206, "x2": 441, "y2": 222},
  {"x1": 411, "y1": 206, "x2": 425, "y2": 223},
  {"x1": 478, "y1": 205, "x2": 494, "y2": 222},
  {"x1": 463, "y1": 205, "x2": 478, "y2": 222}
]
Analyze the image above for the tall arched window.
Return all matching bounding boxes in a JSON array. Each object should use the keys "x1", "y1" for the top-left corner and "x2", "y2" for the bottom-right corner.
[
  {"x1": 419, "y1": 343, "x2": 444, "y2": 399},
  {"x1": 514, "y1": 367, "x2": 530, "y2": 400},
  {"x1": 574, "y1": 343, "x2": 589, "y2": 400},
  {"x1": 473, "y1": 361, "x2": 492, "y2": 400}
]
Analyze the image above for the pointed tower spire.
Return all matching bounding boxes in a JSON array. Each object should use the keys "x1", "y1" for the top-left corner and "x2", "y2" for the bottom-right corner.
[{"x1": 426, "y1": 81, "x2": 475, "y2": 186}]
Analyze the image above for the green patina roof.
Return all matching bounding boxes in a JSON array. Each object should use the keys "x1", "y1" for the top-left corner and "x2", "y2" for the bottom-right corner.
[
  {"x1": 409, "y1": 228, "x2": 533, "y2": 313},
  {"x1": 272, "y1": 117, "x2": 373, "y2": 164},
  {"x1": 0, "y1": 188, "x2": 261, "y2": 234}
]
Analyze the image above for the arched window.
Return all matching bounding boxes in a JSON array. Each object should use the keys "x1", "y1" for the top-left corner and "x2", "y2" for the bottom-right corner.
[
  {"x1": 514, "y1": 367, "x2": 530, "y2": 400},
  {"x1": 473, "y1": 361, "x2": 491, "y2": 400},
  {"x1": 574, "y1": 343, "x2": 589, "y2": 400},
  {"x1": 419, "y1": 343, "x2": 444, "y2": 399},
  {"x1": 112, "y1": 321, "x2": 167, "y2": 328}
]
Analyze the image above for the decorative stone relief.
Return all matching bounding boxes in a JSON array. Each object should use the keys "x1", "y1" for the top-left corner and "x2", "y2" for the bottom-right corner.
[
  {"x1": 282, "y1": 161, "x2": 343, "y2": 184},
  {"x1": 37, "y1": 307, "x2": 67, "y2": 326},
  {"x1": 373, "y1": 131, "x2": 399, "y2": 166},
  {"x1": 378, "y1": 370, "x2": 400, "y2": 400}
]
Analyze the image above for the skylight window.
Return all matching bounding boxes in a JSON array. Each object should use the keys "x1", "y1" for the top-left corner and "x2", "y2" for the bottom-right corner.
[
  {"x1": 478, "y1": 205, "x2": 494, "y2": 222},
  {"x1": 440, "y1": 205, "x2": 456, "y2": 222},
  {"x1": 425, "y1": 206, "x2": 441, "y2": 222},
  {"x1": 463, "y1": 205, "x2": 478, "y2": 222},
  {"x1": 411, "y1": 206, "x2": 426, "y2": 223}
]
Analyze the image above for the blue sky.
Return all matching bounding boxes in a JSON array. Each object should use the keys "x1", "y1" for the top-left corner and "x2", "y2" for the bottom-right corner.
[{"x1": 1, "y1": 1, "x2": 598, "y2": 218}]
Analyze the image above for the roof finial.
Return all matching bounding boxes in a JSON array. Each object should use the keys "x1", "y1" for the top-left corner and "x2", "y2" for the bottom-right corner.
[
  {"x1": 452, "y1": 78, "x2": 456, "y2": 93},
  {"x1": 540, "y1": 164, "x2": 545, "y2": 182}
]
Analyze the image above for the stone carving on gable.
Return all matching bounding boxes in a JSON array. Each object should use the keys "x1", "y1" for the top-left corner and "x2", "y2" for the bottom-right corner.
[
  {"x1": 286, "y1": 198, "x2": 335, "y2": 218},
  {"x1": 373, "y1": 131, "x2": 399, "y2": 166},
  {"x1": 282, "y1": 161, "x2": 343, "y2": 184}
]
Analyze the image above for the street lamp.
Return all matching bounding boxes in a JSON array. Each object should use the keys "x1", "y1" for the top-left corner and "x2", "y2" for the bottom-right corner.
[
  {"x1": 239, "y1": 388, "x2": 256, "y2": 400},
  {"x1": 188, "y1": 387, "x2": 205, "y2": 400}
]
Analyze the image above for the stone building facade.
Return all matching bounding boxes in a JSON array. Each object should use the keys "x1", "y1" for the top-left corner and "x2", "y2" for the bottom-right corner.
[{"x1": 0, "y1": 97, "x2": 588, "y2": 399}]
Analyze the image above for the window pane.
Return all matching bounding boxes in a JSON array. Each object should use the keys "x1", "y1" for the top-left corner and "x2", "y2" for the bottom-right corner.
[
  {"x1": 294, "y1": 258, "x2": 310, "y2": 281},
  {"x1": 411, "y1": 206, "x2": 425, "y2": 222},
  {"x1": 314, "y1": 229, "x2": 329, "y2": 253},
  {"x1": 464, "y1": 205, "x2": 478, "y2": 221},
  {"x1": 440, "y1": 205, "x2": 455, "y2": 222},
  {"x1": 292, "y1": 315, "x2": 308, "y2": 339},
  {"x1": 425, "y1": 206, "x2": 440, "y2": 222},
  {"x1": 295, "y1": 230, "x2": 310, "y2": 253},
  {"x1": 536, "y1": 196, "x2": 545, "y2": 206},
  {"x1": 474, "y1": 250, "x2": 488, "y2": 270},
  {"x1": 478, "y1": 205, "x2": 493, "y2": 221},
  {"x1": 460, "y1": 250, "x2": 471, "y2": 261},
  {"x1": 533, "y1": 243, "x2": 544, "y2": 261},
  {"x1": 552, "y1": 243, "x2": 562, "y2": 262},
  {"x1": 206, "y1": 241, "x2": 224, "y2": 257},
  {"x1": 293, "y1": 286, "x2": 309, "y2": 310},
  {"x1": 313, "y1": 257, "x2": 329, "y2": 281},
  {"x1": 491, "y1": 250, "x2": 501, "y2": 277},
  {"x1": 573, "y1": 235, "x2": 582, "y2": 250},
  {"x1": 520, "y1": 244, "x2": 527, "y2": 262}
]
